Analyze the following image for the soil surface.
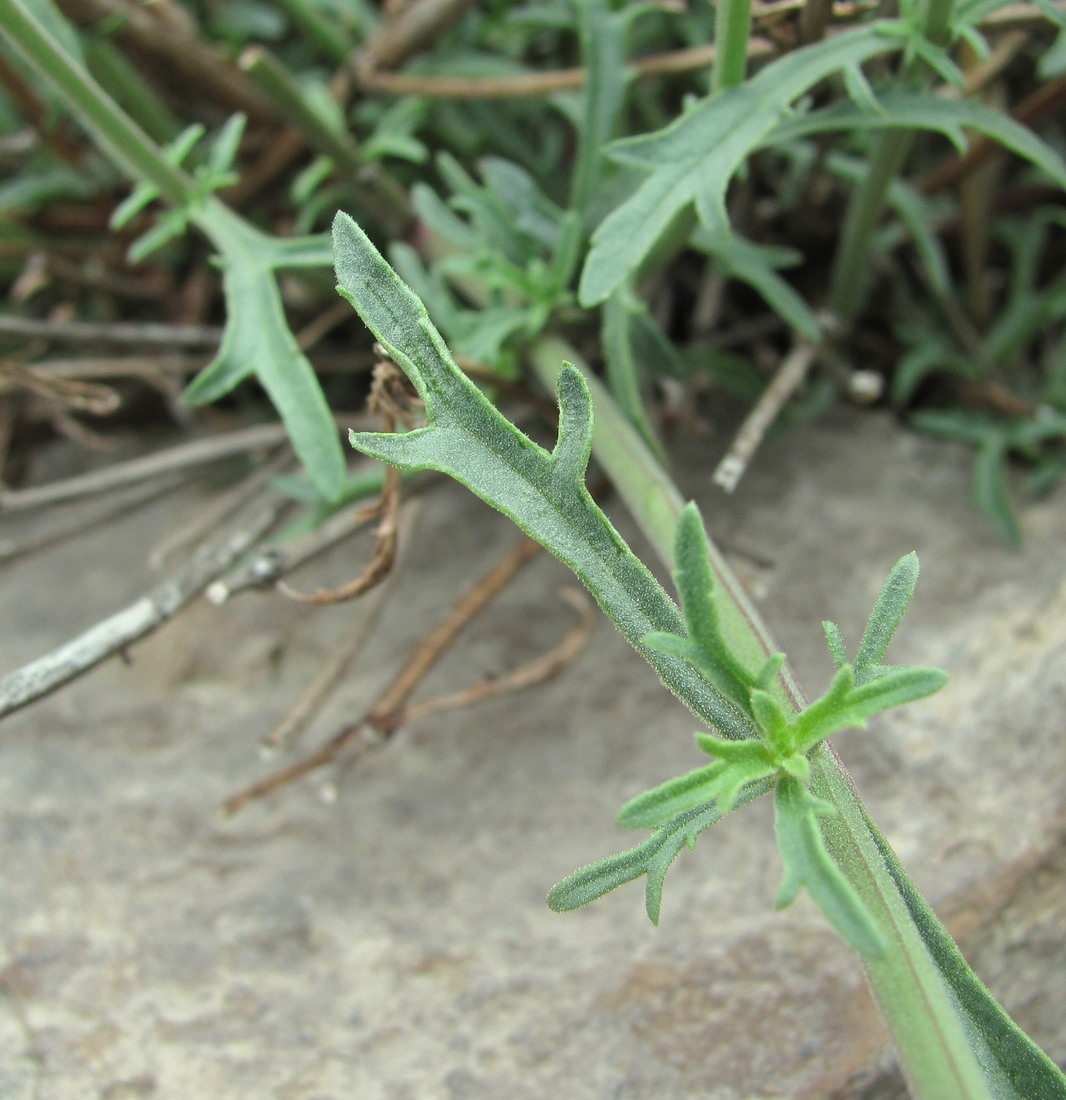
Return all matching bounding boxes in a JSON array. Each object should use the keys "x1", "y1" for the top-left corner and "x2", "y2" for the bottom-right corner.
[{"x1": 2, "y1": 408, "x2": 1064, "y2": 1099}]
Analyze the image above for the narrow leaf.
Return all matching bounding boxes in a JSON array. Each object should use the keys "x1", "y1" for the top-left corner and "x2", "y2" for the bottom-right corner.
[
  {"x1": 618, "y1": 740, "x2": 775, "y2": 827},
  {"x1": 822, "y1": 620, "x2": 848, "y2": 668},
  {"x1": 855, "y1": 552, "x2": 920, "y2": 680},
  {"x1": 766, "y1": 90, "x2": 1066, "y2": 189},
  {"x1": 185, "y1": 259, "x2": 347, "y2": 502},
  {"x1": 774, "y1": 776, "x2": 885, "y2": 957},
  {"x1": 549, "y1": 780, "x2": 773, "y2": 923},
  {"x1": 333, "y1": 211, "x2": 756, "y2": 739}
]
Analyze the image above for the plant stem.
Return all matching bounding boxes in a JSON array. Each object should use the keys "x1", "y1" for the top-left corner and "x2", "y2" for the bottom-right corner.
[
  {"x1": 827, "y1": 0, "x2": 957, "y2": 321},
  {"x1": 0, "y1": 0, "x2": 198, "y2": 207},
  {"x1": 274, "y1": 0, "x2": 355, "y2": 64},
  {"x1": 712, "y1": 0, "x2": 754, "y2": 92},
  {"x1": 528, "y1": 332, "x2": 1063, "y2": 1099},
  {"x1": 828, "y1": 131, "x2": 914, "y2": 320}
]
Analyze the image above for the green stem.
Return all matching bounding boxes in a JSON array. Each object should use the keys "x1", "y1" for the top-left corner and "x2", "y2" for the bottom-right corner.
[
  {"x1": 828, "y1": 131, "x2": 914, "y2": 320},
  {"x1": 826, "y1": 0, "x2": 956, "y2": 320},
  {"x1": 712, "y1": 0, "x2": 754, "y2": 93},
  {"x1": 239, "y1": 46, "x2": 364, "y2": 174},
  {"x1": 0, "y1": 0, "x2": 198, "y2": 208},
  {"x1": 274, "y1": 0, "x2": 355, "y2": 64},
  {"x1": 82, "y1": 37, "x2": 182, "y2": 143},
  {"x1": 528, "y1": 333, "x2": 1063, "y2": 1100},
  {"x1": 238, "y1": 46, "x2": 411, "y2": 234}
]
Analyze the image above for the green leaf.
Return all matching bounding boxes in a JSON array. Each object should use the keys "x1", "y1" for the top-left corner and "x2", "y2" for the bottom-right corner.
[
  {"x1": 570, "y1": 0, "x2": 632, "y2": 221},
  {"x1": 700, "y1": 233, "x2": 822, "y2": 340},
  {"x1": 973, "y1": 436, "x2": 1021, "y2": 547},
  {"x1": 822, "y1": 620, "x2": 848, "y2": 668},
  {"x1": 578, "y1": 27, "x2": 896, "y2": 305},
  {"x1": 749, "y1": 687, "x2": 790, "y2": 746},
  {"x1": 549, "y1": 779, "x2": 773, "y2": 924},
  {"x1": 774, "y1": 775, "x2": 885, "y2": 957},
  {"x1": 795, "y1": 665, "x2": 949, "y2": 747},
  {"x1": 618, "y1": 738, "x2": 776, "y2": 827},
  {"x1": 855, "y1": 551, "x2": 921, "y2": 680},
  {"x1": 333, "y1": 211, "x2": 754, "y2": 739},
  {"x1": 766, "y1": 89, "x2": 1066, "y2": 190},
  {"x1": 667, "y1": 503, "x2": 758, "y2": 710},
  {"x1": 184, "y1": 255, "x2": 347, "y2": 503},
  {"x1": 602, "y1": 286, "x2": 667, "y2": 461},
  {"x1": 205, "y1": 112, "x2": 246, "y2": 182}
]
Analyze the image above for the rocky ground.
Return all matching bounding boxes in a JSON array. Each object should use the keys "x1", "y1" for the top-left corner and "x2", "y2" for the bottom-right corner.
[{"x1": 1, "y1": 408, "x2": 1064, "y2": 1099}]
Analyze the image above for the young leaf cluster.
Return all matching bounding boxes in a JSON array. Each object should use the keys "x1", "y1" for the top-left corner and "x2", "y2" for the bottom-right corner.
[
  {"x1": 110, "y1": 114, "x2": 247, "y2": 263},
  {"x1": 552, "y1": 525, "x2": 946, "y2": 956}
]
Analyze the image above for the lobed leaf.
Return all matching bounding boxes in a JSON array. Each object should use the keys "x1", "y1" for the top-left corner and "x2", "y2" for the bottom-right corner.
[
  {"x1": 766, "y1": 90, "x2": 1066, "y2": 189},
  {"x1": 184, "y1": 256, "x2": 347, "y2": 503},
  {"x1": 618, "y1": 739, "x2": 776, "y2": 828},
  {"x1": 578, "y1": 27, "x2": 895, "y2": 305},
  {"x1": 549, "y1": 779, "x2": 773, "y2": 924},
  {"x1": 796, "y1": 666, "x2": 949, "y2": 746},
  {"x1": 333, "y1": 211, "x2": 757, "y2": 740}
]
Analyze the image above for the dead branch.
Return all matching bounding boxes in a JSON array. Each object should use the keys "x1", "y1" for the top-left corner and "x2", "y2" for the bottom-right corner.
[
  {"x1": 0, "y1": 423, "x2": 290, "y2": 512},
  {"x1": 221, "y1": 535, "x2": 542, "y2": 815},
  {"x1": 0, "y1": 501, "x2": 283, "y2": 721}
]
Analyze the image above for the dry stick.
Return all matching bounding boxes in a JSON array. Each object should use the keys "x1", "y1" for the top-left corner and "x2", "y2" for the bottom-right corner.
[
  {"x1": 0, "y1": 477, "x2": 186, "y2": 566},
  {"x1": 55, "y1": 0, "x2": 275, "y2": 121},
  {"x1": 0, "y1": 51, "x2": 83, "y2": 164},
  {"x1": 261, "y1": 502, "x2": 421, "y2": 751},
  {"x1": 358, "y1": 0, "x2": 479, "y2": 73},
  {"x1": 261, "y1": 575, "x2": 395, "y2": 752},
  {"x1": 148, "y1": 448, "x2": 291, "y2": 568},
  {"x1": 0, "y1": 501, "x2": 282, "y2": 721},
  {"x1": 0, "y1": 423, "x2": 290, "y2": 512},
  {"x1": 277, "y1": 465, "x2": 401, "y2": 605},
  {"x1": 0, "y1": 315, "x2": 223, "y2": 347},
  {"x1": 32, "y1": 355, "x2": 204, "y2": 381},
  {"x1": 358, "y1": 39, "x2": 775, "y2": 99},
  {"x1": 278, "y1": 363, "x2": 407, "y2": 605},
  {"x1": 398, "y1": 587, "x2": 595, "y2": 726},
  {"x1": 221, "y1": 535, "x2": 542, "y2": 815},
  {"x1": 0, "y1": 358, "x2": 121, "y2": 415},
  {"x1": 294, "y1": 300, "x2": 359, "y2": 353},
  {"x1": 206, "y1": 495, "x2": 383, "y2": 602},
  {"x1": 713, "y1": 339, "x2": 819, "y2": 493}
]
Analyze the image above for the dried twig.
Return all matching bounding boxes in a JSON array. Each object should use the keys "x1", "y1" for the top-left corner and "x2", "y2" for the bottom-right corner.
[
  {"x1": 357, "y1": 0, "x2": 479, "y2": 75},
  {"x1": 221, "y1": 535, "x2": 542, "y2": 815},
  {"x1": 0, "y1": 501, "x2": 283, "y2": 721},
  {"x1": 276, "y1": 362, "x2": 412, "y2": 605},
  {"x1": 0, "y1": 358, "x2": 121, "y2": 416},
  {"x1": 713, "y1": 339, "x2": 819, "y2": 493},
  {"x1": 0, "y1": 423, "x2": 291, "y2": 512},
  {"x1": 205, "y1": 492, "x2": 385, "y2": 602},
  {"x1": 277, "y1": 464, "x2": 400, "y2": 605},
  {"x1": 0, "y1": 478, "x2": 186, "y2": 566},
  {"x1": 398, "y1": 587, "x2": 594, "y2": 726},
  {"x1": 0, "y1": 316, "x2": 223, "y2": 347},
  {"x1": 55, "y1": 0, "x2": 275, "y2": 121},
  {"x1": 358, "y1": 39, "x2": 775, "y2": 99},
  {"x1": 261, "y1": 502, "x2": 421, "y2": 751},
  {"x1": 148, "y1": 448, "x2": 291, "y2": 568}
]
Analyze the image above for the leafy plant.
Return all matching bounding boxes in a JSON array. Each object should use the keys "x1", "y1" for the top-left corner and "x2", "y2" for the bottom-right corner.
[
  {"x1": 4, "y1": 0, "x2": 1066, "y2": 1092},
  {"x1": 333, "y1": 211, "x2": 1066, "y2": 1100}
]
